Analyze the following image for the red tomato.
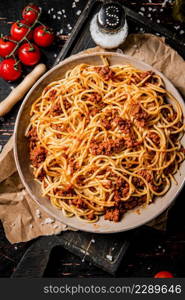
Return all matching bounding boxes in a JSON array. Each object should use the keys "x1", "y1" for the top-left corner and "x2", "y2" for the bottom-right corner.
[
  {"x1": 154, "y1": 271, "x2": 174, "y2": 278},
  {"x1": 18, "y1": 42, "x2": 41, "y2": 66},
  {"x1": 0, "y1": 58, "x2": 22, "y2": 81},
  {"x1": 22, "y1": 4, "x2": 40, "y2": 24},
  {"x1": 0, "y1": 36, "x2": 17, "y2": 57},
  {"x1": 10, "y1": 19, "x2": 32, "y2": 41},
  {"x1": 33, "y1": 25, "x2": 54, "y2": 47}
]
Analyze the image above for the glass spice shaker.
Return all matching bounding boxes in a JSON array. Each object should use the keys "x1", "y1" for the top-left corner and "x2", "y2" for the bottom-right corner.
[{"x1": 90, "y1": 1, "x2": 128, "y2": 49}]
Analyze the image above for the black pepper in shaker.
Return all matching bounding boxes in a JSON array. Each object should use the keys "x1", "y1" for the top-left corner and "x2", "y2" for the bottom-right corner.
[{"x1": 90, "y1": 1, "x2": 128, "y2": 49}]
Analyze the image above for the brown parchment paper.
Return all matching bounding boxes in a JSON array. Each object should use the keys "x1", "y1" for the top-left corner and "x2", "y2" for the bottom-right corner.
[{"x1": 0, "y1": 33, "x2": 184, "y2": 244}]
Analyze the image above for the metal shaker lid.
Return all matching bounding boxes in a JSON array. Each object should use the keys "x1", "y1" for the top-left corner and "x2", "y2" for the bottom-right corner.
[{"x1": 97, "y1": 1, "x2": 126, "y2": 33}]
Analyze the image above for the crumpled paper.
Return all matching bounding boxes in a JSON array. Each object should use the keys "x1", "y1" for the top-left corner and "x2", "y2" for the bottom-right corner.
[{"x1": 0, "y1": 33, "x2": 184, "y2": 244}]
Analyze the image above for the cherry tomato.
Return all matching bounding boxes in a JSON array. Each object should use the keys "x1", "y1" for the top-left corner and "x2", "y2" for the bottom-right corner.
[
  {"x1": 10, "y1": 19, "x2": 33, "y2": 41},
  {"x1": 18, "y1": 42, "x2": 41, "y2": 66},
  {"x1": 22, "y1": 4, "x2": 40, "y2": 24},
  {"x1": 0, "y1": 58, "x2": 22, "y2": 81},
  {"x1": 33, "y1": 25, "x2": 54, "y2": 47},
  {"x1": 154, "y1": 271, "x2": 174, "y2": 278},
  {"x1": 0, "y1": 36, "x2": 17, "y2": 57}
]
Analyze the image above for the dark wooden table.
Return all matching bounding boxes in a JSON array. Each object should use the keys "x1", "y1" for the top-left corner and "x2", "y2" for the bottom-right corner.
[{"x1": 0, "y1": 0, "x2": 185, "y2": 278}]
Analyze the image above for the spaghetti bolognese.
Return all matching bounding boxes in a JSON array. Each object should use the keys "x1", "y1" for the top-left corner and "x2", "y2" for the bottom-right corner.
[{"x1": 26, "y1": 59, "x2": 185, "y2": 222}]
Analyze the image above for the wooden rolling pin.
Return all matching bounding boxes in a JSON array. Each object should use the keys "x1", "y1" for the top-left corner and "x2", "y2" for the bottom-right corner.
[{"x1": 0, "y1": 63, "x2": 46, "y2": 117}]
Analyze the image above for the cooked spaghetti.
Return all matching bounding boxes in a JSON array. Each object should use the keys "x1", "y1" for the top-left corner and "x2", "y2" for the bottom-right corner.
[{"x1": 26, "y1": 60, "x2": 185, "y2": 222}]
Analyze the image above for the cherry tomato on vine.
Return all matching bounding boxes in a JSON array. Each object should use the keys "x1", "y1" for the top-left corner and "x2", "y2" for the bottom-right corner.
[
  {"x1": 22, "y1": 4, "x2": 40, "y2": 24},
  {"x1": 33, "y1": 25, "x2": 54, "y2": 47},
  {"x1": 154, "y1": 271, "x2": 174, "y2": 278},
  {"x1": 10, "y1": 19, "x2": 33, "y2": 41},
  {"x1": 0, "y1": 58, "x2": 22, "y2": 81},
  {"x1": 0, "y1": 36, "x2": 17, "y2": 57},
  {"x1": 18, "y1": 42, "x2": 41, "y2": 66}
]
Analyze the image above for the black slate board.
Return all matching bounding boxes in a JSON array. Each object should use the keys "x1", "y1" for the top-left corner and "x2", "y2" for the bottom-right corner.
[{"x1": 12, "y1": 231, "x2": 132, "y2": 277}]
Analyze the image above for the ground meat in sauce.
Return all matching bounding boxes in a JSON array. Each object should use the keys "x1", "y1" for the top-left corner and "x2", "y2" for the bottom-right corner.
[
  {"x1": 101, "y1": 110, "x2": 119, "y2": 130},
  {"x1": 88, "y1": 107, "x2": 100, "y2": 117},
  {"x1": 137, "y1": 170, "x2": 153, "y2": 183},
  {"x1": 105, "y1": 175, "x2": 130, "y2": 204},
  {"x1": 121, "y1": 183, "x2": 130, "y2": 196},
  {"x1": 101, "y1": 118, "x2": 112, "y2": 130},
  {"x1": 124, "y1": 136, "x2": 141, "y2": 148},
  {"x1": 124, "y1": 196, "x2": 146, "y2": 210},
  {"x1": 131, "y1": 71, "x2": 153, "y2": 84},
  {"x1": 27, "y1": 126, "x2": 38, "y2": 150},
  {"x1": 132, "y1": 176, "x2": 145, "y2": 188},
  {"x1": 90, "y1": 138, "x2": 125, "y2": 156},
  {"x1": 113, "y1": 191, "x2": 121, "y2": 202},
  {"x1": 51, "y1": 102, "x2": 63, "y2": 116},
  {"x1": 133, "y1": 170, "x2": 153, "y2": 188},
  {"x1": 49, "y1": 89, "x2": 57, "y2": 100},
  {"x1": 30, "y1": 146, "x2": 47, "y2": 167},
  {"x1": 76, "y1": 175, "x2": 86, "y2": 185},
  {"x1": 63, "y1": 99, "x2": 71, "y2": 110},
  {"x1": 148, "y1": 132, "x2": 160, "y2": 145},
  {"x1": 104, "y1": 208, "x2": 121, "y2": 222},
  {"x1": 56, "y1": 186, "x2": 76, "y2": 198},
  {"x1": 140, "y1": 71, "x2": 153, "y2": 80},
  {"x1": 27, "y1": 126, "x2": 37, "y2": 139},
  {"x1": 95, "y1": 66, "x2": 115, "y2": 81},
  {"x1": 102, "y1": 180, "x2": 112, "y2": 189},
  {"x1": 130, "y1": 103, "x2": 148, "y2": 127},
  {"x1": 87, "y1": 93, "x2": 102, "y2": 104},
  {"x1": 51, "y1": 124, "x2": 62, "y2": 130},
  {"x1": 115, "y1": 176, "x2": 129, "y2": 190},
  {"x1": 87, "y1": 212, "x2": 95, "y2": 220},
  {"x1": 90, "y1": 133, "x2": 142, "y2": 155},
  {"x1": 84, "y1": 115, "x2": 91, "y2": 125},
  {"x1": 104, "y1": 195, "x2": 146, "y2": 222},
  {"x1": 71, "y1": 198, "x2": 87, "y2": 209},
  {"x1": 151, "y1": 183, "x2": 164, "y2": 193},
  {"x1": 113, "y1": 179, "x2": 129, "y2": 203},
  {"x1": 51, "y1": 123, "x2": 65, "y2": 138},
  {"x1": 115, "y1": 118, "x2": 132, "y2": 134}
]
